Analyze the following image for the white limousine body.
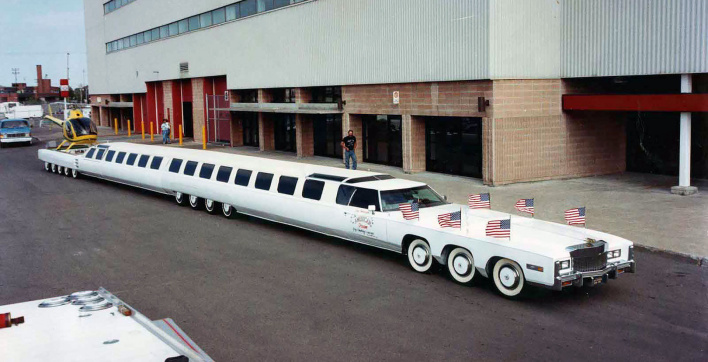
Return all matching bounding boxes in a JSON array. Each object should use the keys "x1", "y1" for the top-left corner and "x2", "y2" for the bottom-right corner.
[{"x1": 39, "y1": 143, "x2": 635, "y2": 298}]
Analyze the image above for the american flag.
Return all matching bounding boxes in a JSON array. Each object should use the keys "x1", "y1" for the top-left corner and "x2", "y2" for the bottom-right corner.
[
  {"x1": 564, "y1": 207, "x2": 586, "y2": 225},
  {"x1": 438, "y1": 210, "x2": 462, "y2": 228},
  {"x1": 399, "y1": 201, "x2": 419, "y2": 220},
  {"x1": 515, "y1": 198, "x2": 535, "y2": 215},
  {"x1": 486, "y1": 219, "x2": 511, "y2": 238},
  {"x1": 468, "y1": 193, "x2": 491, "y2": 209}
]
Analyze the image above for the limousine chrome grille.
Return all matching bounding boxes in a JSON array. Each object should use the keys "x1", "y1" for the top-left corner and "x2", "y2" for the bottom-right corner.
[
  {"x1": 567, "y1": 239, "x2": 608, "y2": 273},
  {"x1": 6, "y1": 133, "x2": 27, "y2": 138}
]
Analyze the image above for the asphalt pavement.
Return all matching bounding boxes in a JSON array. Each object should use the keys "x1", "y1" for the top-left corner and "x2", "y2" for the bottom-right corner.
[{"x1": 0, "y1": 129, "x2": 706, "y2": 361}]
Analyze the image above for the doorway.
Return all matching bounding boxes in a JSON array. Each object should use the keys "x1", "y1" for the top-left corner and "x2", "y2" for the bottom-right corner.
[
  {"x1": 425, "y1": 117, "x2": 483, "y2": 178},
  {"x1": 313, "y1": 114, "x2": 343, "y2": 158},
  {"x1": 182, "y1": 102, "x2": 194, "y2": 138},
  {"x1": 274, "y1": 114, "x2": 296, "y2": 152},
  {"x1": 362, "y1": 115, "x2": 402, "y2": 167}
]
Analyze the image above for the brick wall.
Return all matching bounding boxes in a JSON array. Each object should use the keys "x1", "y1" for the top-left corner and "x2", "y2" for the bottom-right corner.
[
  {"x1": 162, "y1": 80, "x2": 174, "y2": 138},
  {"x1": 230, "y1": 113, "x2": 244, "y2": 147},
  {"x1": 192, "y1": 78, "x2": 205, "y2": 142},
  {"x1": 343, "y1": 81, "x2": 492, "y2": 117},
  {"x1": 402, "y1": 115, "x2": 426, "y2": 173},
  {"x1": 486, "y1": 79, "x2": 626, "y2": 185},
  {"x1": 296, "y1": 114, "x2": 314, "y2": 158},
  {"x1": 258, "y1": 113, "x2": 274, "y2": 151}
]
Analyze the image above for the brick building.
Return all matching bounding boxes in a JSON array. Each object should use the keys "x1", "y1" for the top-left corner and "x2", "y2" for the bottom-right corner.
[
  {"x1": 84, "y1": 0, "x2": 708, "y2": 190},
  {"x1": 0, "y1": 65, "x2": 61, "y2": 103}
]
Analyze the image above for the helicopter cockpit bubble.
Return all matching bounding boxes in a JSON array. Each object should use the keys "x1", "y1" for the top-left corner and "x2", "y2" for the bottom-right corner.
[{"x1": 67, "y1": 117, "x2": 98, "y2": 137}]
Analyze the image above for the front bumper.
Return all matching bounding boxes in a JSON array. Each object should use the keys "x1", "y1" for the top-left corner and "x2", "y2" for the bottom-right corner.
[
  {"x1": 0, "y1": 136, "x2": 32, "y2": 143},
  {"x1": 549, "y1": 260, "x2": 636, "y2": 291}
]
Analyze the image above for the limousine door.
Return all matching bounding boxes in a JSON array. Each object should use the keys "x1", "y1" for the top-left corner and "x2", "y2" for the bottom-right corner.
[{"x1": 338, "y1": 186, "x2": 392, "y2": 250}]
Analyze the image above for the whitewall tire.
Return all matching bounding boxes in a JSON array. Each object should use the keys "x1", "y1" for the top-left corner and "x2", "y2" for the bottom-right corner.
[
  {"x1": 222, "y1": 203, "x2": 236, "y2": 219},
  {"x1": 407, "y1": 239, "x2": 433, "y2": 273},
  {"x1": 51, "y1": 164, "x2": 57, "y2": 173},
  {"x1": 189, "y1": 195, "x2": 203, "y2": 210},
  {"x1": 447, "y1": 247, "x2": 476, "y2": 284},
  {"x1": 205, "y1": 199, "x2": 218, "y2": 214},
  {"x1": 492, "y1": 258, "x2": 525, "y2": 298},
  {"x1": 71, "y1": 169, "x2": 79, "y2": 179},
  {"x1": 44, "y1": 162, "x2": 50, "y2": 172},
  {"x1": 174, "y1": 192, "x2": 188, "y2": 206},
  {"x1": 64, "y1": 167, "x2": 71, "y2": 176}
]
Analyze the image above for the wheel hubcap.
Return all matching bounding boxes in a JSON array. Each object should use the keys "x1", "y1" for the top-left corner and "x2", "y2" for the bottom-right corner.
[
  {"x1": 206, "y1": 200, "x2": 213, "y2": 209},
  {"x1": 499, "y1": 266, "x2": 519, "y2": 288},
  {"x1": 453, "y1": 255, "x2": 471, "y2": 275},
  {"x1": 223, "y1": 204, "x2": 231, "y2": 214},
  {"x1": 412, "y1": 246, "x2": 428, "y2": 265},
  {"x1": 190, "y1": 196, "x2": 197, "y2": 205}
]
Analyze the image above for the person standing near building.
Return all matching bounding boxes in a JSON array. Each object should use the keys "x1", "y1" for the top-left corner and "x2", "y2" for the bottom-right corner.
[
  {"x1": 341, "y1": 130, "x2": 357, "y2": 170},
  {"x1": 161, "y1": 119, "x2": 171, "y2": 144}
]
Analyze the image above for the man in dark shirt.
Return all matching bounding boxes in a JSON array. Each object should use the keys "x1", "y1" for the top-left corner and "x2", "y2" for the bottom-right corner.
[{"x1": 341, "y1": 130, "x2": 357, "y2": 170}]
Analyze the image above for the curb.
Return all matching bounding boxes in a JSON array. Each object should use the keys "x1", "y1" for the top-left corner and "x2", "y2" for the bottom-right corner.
[{"x1": 634, "y1": 244, "x2": 707, "y2": 267}]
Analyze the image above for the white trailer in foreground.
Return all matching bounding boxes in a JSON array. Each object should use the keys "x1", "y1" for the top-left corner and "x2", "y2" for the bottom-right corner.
[
  {"x1": 38, "y1": 142, "x2": 636, "y2": 299},
  {"x1": 0, "y1": 288, "x2": 213, "y2": 361}
]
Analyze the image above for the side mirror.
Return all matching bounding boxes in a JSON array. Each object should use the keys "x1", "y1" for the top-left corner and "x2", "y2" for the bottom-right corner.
[{"x1": 368, "y1": 205, "x2": 376, "y2": 214}]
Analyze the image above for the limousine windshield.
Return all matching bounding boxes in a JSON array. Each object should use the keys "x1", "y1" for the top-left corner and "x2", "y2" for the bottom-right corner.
[{"x1": 380, "y1": 186, "x2": 447, "y2": 212}]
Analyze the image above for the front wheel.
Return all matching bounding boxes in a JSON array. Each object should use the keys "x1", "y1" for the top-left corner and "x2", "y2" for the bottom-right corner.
[
  {"x1": 222, "y1": 203, "x2": 237, "y2": 219},
  {"x1": 492, "y1": 258, "x2": 526, "y2": 299},
  {"x1": 447, "y1": 247, "x2": 476, "y2": 284},
  {"x1": 205, "y1": 199, "x2": 219, "y2": 214},
  {"x1": 189, "y1": 195, "x2": 203, "y2": 210},
  {"x1": 174, "y1": 192, "x2": 188, "y2": 206},
  {"x1": 407, "y1": 239, "x2": 433, "y2": 273},
  {"x1": 44, "y1": 162, "x2": 50, "y2": 172},
  {"x1": 51, "y1": 164, "x2": 57, "y2": 173}
]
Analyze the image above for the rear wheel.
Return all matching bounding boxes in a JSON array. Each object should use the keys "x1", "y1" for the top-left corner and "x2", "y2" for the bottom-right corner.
[
  {"x1": 51, "y1": 164, "x2": 57, "y2": 173},
  {"x1": 492, "y1": 258, "x2": 526, "y2": 299},
  {"x1": 447, "y1": 247, "x2": 476, "y2": 284},
  {"x1": 63, "y1": 167, "x2": 70, "y2": 176},
  {"x1": 222, "y1": 203, "x2": 236, "y2": 219},
  {"x1": 189, "y1": 195, "x2": 203, "y2": 210},
  {"x1": 205, "y1": 199, "x2": 219, "y2": 214},
  {"x1": 71, "y1": 169, "x2": 79, "y2": 179},
  {"x1": 407, "y1": 239, "x2": 433, "y2": 273},
  {"x1": 174, "y1": 192, "x2": 188, "y2": 206}
]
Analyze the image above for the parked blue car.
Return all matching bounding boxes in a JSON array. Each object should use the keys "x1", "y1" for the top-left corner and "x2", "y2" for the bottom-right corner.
[{"x1": 0, "y1": 119, "x2": 33, "y2": 147}]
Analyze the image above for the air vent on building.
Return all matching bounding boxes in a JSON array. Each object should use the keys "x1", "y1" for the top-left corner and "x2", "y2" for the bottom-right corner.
[{"x1": 179, "y1": 62, "x2": 189, "y2": 73}]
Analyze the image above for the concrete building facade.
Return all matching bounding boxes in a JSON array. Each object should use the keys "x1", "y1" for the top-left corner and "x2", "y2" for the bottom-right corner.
[{"x1": 84, "y1": 0, "x2": 708, "y2": 189}]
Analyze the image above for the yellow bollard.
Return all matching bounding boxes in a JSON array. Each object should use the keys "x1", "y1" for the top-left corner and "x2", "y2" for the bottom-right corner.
[
  {"x1": 128, "y1": 120, "x2": 131, "y2": 137},
  {"x1": 179, "y1": 124, "x2": 183, "y2": 146},
  {"x1": 141, "y1": 121, "x2": 145, "y2": 140},
  {"x1": 150, "y1": 122, "x2": 154, "y2": 142},
  {"x1": 202, "y1": 125, "x2": 206, "y2": 150},
  {"x1": 114, "y1": 118, "x2": 118, "y2": 135}
]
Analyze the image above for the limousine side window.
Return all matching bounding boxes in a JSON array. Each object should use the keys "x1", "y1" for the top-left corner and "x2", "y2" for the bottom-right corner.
[
  {"x1": 105, "y1": 150, "x2": 116, "y2": 162},
  {"x1": 235, "y1": 169, "x2": 252, "y2": 186},
  {"x1": 216, "y1": 166, "x2": 233, "y2": 183},
  {"x1": 126, "y1": 153, "x2": 138, "y2": 165},
  {"x1": 85, "y1": 148, "x2": 96, "y2": 158},
  {"x1": 115, "y1": 152, "x2": 126, "y2": 164},
  {"x1": 348, "y1": 188, "x2": 381, "y2": 211},
  {"x1": 184, "y1": 161, "x2": 198, "y2": 176},
  {"x1": 336, "y1": 185, "x2": 356, "y2": 206},
  {"x1": 150, "y1": 156, "x2": 163, "y2": 170},
  {"x1": 302, "y1": 179, "x2": 325, "y2": 200},
  {"x1": 96, "y1": 149, "x2": 106, "y2": 160},
  {"x1": 255, "y1": 172, "x2": 274, "y2": 191},
  {"x1": 138, "y1": 155, "x2": 150, "y2": 168},
  {"x1": 277, "y1": 176, "x2": 298, "y2": 195},
  {"x1": 169, "y1": 158, "x2": 183, "y2": 173},
  {"x1": 200, "y1": 163, "x2": 215, "y2": 179}
]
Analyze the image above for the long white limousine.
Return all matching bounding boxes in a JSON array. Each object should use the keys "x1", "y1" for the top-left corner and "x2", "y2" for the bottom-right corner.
[{"x1": 39, "y1": 143, "x2": 635, "y2": 298}]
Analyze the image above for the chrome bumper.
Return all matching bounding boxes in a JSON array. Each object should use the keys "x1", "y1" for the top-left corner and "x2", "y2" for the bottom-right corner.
[
  {"x1": 1, "y1": 137, "x2": 32, "y2": 143},
  {"x1": 550, "y1": 260, "x2": 636, "y2": 291}
]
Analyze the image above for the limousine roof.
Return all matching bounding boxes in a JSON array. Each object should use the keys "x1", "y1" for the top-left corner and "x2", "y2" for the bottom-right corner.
[{"x1": 95, "y1": 142, "x2": 427, "y2": 190}]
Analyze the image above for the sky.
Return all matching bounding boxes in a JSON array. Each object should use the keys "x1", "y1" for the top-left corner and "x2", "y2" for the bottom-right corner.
[{"x1": 0, "y1": 0, "x2": 87, "y2": 88}]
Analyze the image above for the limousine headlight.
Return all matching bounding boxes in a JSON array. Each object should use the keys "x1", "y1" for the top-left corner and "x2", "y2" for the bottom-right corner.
[
  {"x1": 607, "y1": 249, "x2": 621, "y2": 259},
  {"x1": 558, "y1": 259, "x2": 571, "y2": 271}
]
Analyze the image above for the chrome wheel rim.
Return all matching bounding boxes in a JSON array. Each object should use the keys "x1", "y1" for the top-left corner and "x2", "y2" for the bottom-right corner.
[
  {"x1": 499, "y1": 266, "x2": 519, "y2": 289},
  {"x1": 453, "y1": 254, "x2": 472, "y2": 276},
  {"x1": 412, "y1": 246, "x2": 428, "y2": 266}
]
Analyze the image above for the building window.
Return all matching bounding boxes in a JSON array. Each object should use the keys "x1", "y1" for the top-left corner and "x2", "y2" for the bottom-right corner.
[
  {"x1": 241, "y1": 0, "x2": 257, "y2": 16},
  {"x1": 105, "y1": 150, "x2": 116, "y2": 162},
  {"x1": 184, "y1": 161, "x2": 198, "y2": 176},
  {"x1": 168, "y1": 22, "x2": 179, "y2": 36},
  {"x1": 160, "y1": 25, "x2": 169, "y2": 38},
  {"x1": 216, "y1": 166, "x2": 233, "y2": 182},
  {"x1": 225, "y1": 4, "x2": 239, "y2": 20},
  {"x1": 126, "y1": 153, "x2": 138, "y2": 165},
  {"x1": 425, "y1": 117, "x2": 483, "y2": 178},
  {"x1": 242, "y1": 113, "x2": 259, "y2": 147},
  {"x1": 200, "y1": 12, "x2": 212, "y2": 28},
  {"x1": 255, "y1": 172, "x2": 274, "y2": 190},
  {"x1": 277, "y1": 176, "x2": 298, "y2": 195},
  {"x1": 178, "y1": 19, "x2": 188, "y2": 34},
  {"x1": 313, "y1": 114, "x2": 342, "y2": 159},
  {"x1": 274, "y1": 114, "x2": 296, "y2": 152},
  {"x1": 235, "y1": 169, "x2": 252, "y2": 186},
  {"x1": 169, "y1": 158, "x2": 183, "y2": 173},
  {"x1": 151, "y1": 28, "x2": 160, "y2": 41},
  {"x1": 138, "y1": 155, "x2": 150, "y2": 167},
  {"x1": 151, "y1": 156, "x2": 163, "y2": 170},
  {"x1": 212, "y1": 8, "x2": 226, "y2": 24},
  {"x1": 235, "y1": 89, "x2": 258, "y2": 103},
  {"x1": 363, "y1": 115, "x2": 402, "y2": 168},
  {"x1": 310, "y1": 86, "x2": 342, "y2": 103},
  {"x1": 199, "y1": 163, "x2": 215, "y2": 179},
  {"x1": 302, "y1": 179, "x2": 325, "y2": 200},
  {"x1": 188, "y1": 16, "x2": 200, "y2": 31}
]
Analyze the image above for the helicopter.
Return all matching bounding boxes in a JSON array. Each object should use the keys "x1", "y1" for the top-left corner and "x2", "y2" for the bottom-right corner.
[{"x1": 43, "y1": 104, "x2": 98, "y2": 150}]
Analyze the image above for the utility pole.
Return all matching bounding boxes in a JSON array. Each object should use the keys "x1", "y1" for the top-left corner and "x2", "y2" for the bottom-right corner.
[
  {"x1": 65, "y1": 52, "x2": 70, "y2": 115},
  {"x1": 11, "y1": 68, "x2": 19, "y2": 84}
]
